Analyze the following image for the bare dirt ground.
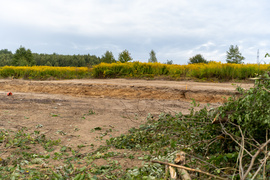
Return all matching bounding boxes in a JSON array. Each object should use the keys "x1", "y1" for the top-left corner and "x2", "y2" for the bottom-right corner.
[{"x1": 0, "y1": 79, "x2": 253, "y2": 170}]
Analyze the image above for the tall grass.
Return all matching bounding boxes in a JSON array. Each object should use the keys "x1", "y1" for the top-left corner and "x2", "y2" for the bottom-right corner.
[
  {"x1": 93, "y1": 61, "x2": 270, "y2": 80},
  {"x1": 1, "y1": 62, "x2": 269, "y2": 81},
  {"x1": 0, "y1": 66, "x2": 91, "y2": 80}
]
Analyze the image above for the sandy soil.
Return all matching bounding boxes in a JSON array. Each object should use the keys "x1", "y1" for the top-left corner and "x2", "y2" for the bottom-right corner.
[
  {"x1": 0, "y1": 79, "x2": 253, "y2": 169},
  {"x1": 0, "y1": 79, "x2": 253, "y2": 102}
]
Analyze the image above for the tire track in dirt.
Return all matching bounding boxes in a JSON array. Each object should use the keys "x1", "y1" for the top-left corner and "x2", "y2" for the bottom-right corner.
[{"x1": 0, "y1": 79, "x2": 252, "y2": 103}]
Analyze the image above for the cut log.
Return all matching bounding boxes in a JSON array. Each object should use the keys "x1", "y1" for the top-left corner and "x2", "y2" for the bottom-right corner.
[{"x1": 174, "y1": 151, "x2": 191, "y2": 180}]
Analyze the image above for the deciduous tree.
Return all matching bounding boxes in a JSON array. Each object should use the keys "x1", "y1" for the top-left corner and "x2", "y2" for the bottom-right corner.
[
  {"x1": 188, "y1": 54, "x2": 208, "y2": 64},
  {"x1": 118, "y1": 50, "x2": 132, "y2": 63},
  {"x1": 165, "y1": 60, "x2": 173, "y2": 65},
  {"x1": 101, "y1": 51, "x2": 116, "y2": 63}
]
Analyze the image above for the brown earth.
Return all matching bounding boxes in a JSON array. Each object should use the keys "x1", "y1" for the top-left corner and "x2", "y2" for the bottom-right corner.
[
  {"x1": 0, "y1": 79, "x2": 253, "y2": 102},
  {"x1": 0, "y1": 79, "x2": 253, "y2": 170}
]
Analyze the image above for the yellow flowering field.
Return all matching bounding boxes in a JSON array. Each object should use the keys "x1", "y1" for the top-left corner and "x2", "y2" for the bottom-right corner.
[
  {"x1": 93, "y1": 61, "x2": 270, "y2": 80},
  {"x1": 0, "y1": 66, "x2": 92, "y2": 80},
  {"x1": 1, "y1": 62, "x2": 269, "y2": 80}
]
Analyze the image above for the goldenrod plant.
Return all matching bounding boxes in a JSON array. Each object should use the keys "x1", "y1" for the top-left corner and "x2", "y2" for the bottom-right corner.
[
  {"x1": 0, "y1": 66, "x2": 91, "y2": 80},
  {"x1": 93, "y1": 61, "x2": 270, "y2": 81}
]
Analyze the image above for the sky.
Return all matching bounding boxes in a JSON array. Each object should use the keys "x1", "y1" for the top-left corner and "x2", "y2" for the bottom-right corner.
[{"x1": 0, "y1": 0, "x2": 270, "y2": 64}]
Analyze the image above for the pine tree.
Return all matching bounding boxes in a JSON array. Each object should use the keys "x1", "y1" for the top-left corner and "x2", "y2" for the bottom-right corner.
[
  {"x1": 226, "y1": 45, "x2": 245, "y2": 64},
  {"x1": 148, "y1": 50, "x2": 157, "y2": 63}
]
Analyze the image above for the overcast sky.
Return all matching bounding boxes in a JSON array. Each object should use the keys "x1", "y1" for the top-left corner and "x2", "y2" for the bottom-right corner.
[{"x1": 0, "y1": 0, "x2": 270, "y2": 64}]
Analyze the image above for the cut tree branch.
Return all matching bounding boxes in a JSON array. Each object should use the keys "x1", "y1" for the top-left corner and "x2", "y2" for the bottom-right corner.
[
  {"x1": 151, "y1": 160, "x2": 228, "y2": 180},
  {"x1": 220, "y1": 123, "x2": 253, "y2": 157},
  {"x1": 242, "y1": 138, "x2": 270, "y2": 180}
]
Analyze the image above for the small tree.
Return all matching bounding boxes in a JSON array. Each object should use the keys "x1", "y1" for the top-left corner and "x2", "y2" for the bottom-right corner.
[
  {"x1": 101, "y1": 51, "x2": 116, "y2": 63},
  {"x1": 188, "y1": 54, "x2": 208, "y2": 64},
  {"x1": 165, "y1": 60, "x2": 173, "y2": 65},
  {"x1": 148, "y1": 50, "x2": 157, "y2": 63},
  {"x1": 118, "y1": 50, "x2": 133, "y2": 63},
  {"x1": 226, "y1": 45, "x2": 245, "y2": 64},
  {"x1": 12, "y1": 46, "x2": 36, "y2": 66}
]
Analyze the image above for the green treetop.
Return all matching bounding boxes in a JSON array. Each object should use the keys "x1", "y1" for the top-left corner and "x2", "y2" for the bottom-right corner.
[
  {"x1": 188, "y1": 54, "x2": 208, "y2": 64},
  {"x1": 12, "y1": 46, "x2": 36, "y2": 66},
  {"x1": 118, "y1": 50, "x2": 133, "y2": 63},
  {"x1": 101, "y1": 51, "x2": 116, "y2": 63},
  {"x1": 226, "y1": 45, "x2": 245, "y2": 64},
  {"x1": 148, "y1": 50, "x2": 157, "y2": 63}
]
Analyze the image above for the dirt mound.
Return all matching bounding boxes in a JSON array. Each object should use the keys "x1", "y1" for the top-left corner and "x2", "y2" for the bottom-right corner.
[{"x1": 0, "y1": 79, "x2": 252, "y2": 103}]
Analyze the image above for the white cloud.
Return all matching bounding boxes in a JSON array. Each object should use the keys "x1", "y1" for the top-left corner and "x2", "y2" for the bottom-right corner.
[{"x1": 0, "y1": 0, "x2": 269, "y2": 64}]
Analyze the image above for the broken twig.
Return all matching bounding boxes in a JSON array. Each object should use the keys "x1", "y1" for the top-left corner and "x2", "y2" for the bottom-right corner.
[{"x1": 151, "y1": 160, "x2": 228, "y2": 180}]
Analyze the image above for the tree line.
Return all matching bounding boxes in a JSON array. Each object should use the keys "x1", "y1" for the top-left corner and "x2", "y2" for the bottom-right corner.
[
  {"x1": 0, "y1": 47, "x2": 100, "y2": 67},
  {"x1": 0, "y1": 46, "x2": 173, "y2": 67},
  {"x1": 0, "y1": 45, "x2": 248, "y2": 67},
  {"x1": 0, "y1": 46, "x2": 138, "y2": 67}
]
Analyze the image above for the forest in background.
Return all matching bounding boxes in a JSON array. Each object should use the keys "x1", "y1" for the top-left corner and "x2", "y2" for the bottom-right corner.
[
  {"x1": 0, "y1": 46, "x2": 137, "y2": 67},
  {"x1": 0, "y1": 44, "x2": 251, "y2": 67},
  {"x1": 0, "y1": 48, "x2": 101, "y2": 67}
]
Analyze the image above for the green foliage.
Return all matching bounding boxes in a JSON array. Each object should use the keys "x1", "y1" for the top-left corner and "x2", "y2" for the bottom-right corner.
[
  {"x1": 34, "y1": 53, "x2": 101, "y2": 67},
  {"x1": 188, "y1": 54, "x2": 208, "y2": 64},
  {"x1": 0, "y1": 128, "x2": 108, "y2": 179},
  {"x1": 118, "y1": 50, "x2": 133, "y2": 63},
  {"x1": 12, "y1": 46, "x2": 36, "y2": 66},
  {"x1": 226, "y1": 45, "x2": 245, "y2": 64},
  {"x1": 148, "y1": 50, "x2": 158, "y2": 63},
  {"x1": 216, "y1": 72, "x2": 270, "y2": 141},
  {"x1": 106, "y1": 78, "x2": 270, "y2": 178},
  {"x1": 0, "y1": 48, "x2": 102, "y2": 67},
  {"x1": 165, "y1": 60, "x2": 173, "y2": 64},
  {"x1": 265, "y1": 53, "x2": 270, "y2": 58},
  {"x1": 0, "y1": 49, "x2": 12, "y2": 55},
  {"x1": 107, "y1": 111, "x2": 211, "y2": 153},
  {"x1": 45, "y1": 61, "x2": 52, "y2": 66},
  {"x1": 0, "y1": 49, "x2": 13, "y2": 66},
  {"x1": 101, "y1": 51, "x2": 116, "y2": 64}
]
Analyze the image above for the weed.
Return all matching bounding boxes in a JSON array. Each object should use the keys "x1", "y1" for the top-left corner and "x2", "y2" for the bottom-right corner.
[
  {"x1": 88, "y1": 109, "x2": 95, "y2": 115},
  {"x1": 50, "y1": 113, "x2": 59, "y2": 117},
  {"x1": 77, "y1": 144, "x2": 86, "y2": 149}
]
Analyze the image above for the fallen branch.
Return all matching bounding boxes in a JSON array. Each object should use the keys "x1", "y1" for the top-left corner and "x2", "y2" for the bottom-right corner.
[
  {"x1": 251, "y1": 152, "x2": 270, "y2": 180},
  {"x1": 242, "y1": 138, "x2": 270, "y2": 180},
  {"x1": 151, "y1": 160, "x2": 228, "y2": 180},
  {"x1": 262, "y1": 86, "x2": 270, "y2": 93},
  {"x1": 220, "y1": 123, "x2": 253, "y2": 157}
]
